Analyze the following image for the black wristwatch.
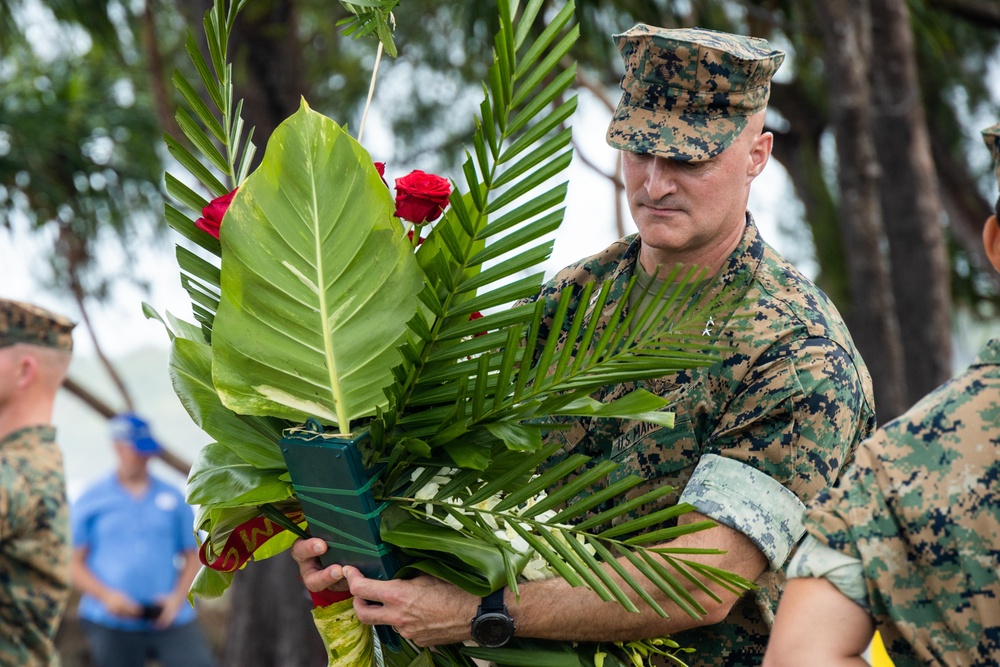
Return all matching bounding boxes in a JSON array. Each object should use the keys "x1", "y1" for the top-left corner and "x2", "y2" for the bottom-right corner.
[{"x1": 470, "y1": 588, "x2": 516, "y2": 647}]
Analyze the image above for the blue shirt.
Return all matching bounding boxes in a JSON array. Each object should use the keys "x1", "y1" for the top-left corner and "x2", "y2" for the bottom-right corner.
[{"x1": 71, "y1": 473, "x2": 197, "y2": 630}]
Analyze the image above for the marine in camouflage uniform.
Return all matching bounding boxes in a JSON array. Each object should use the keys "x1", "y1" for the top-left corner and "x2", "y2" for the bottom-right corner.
[
  {"x1": 292, "y1": 26, "x2": 876, "y2": 663},
  {"x1": 774, "y1": 125, "x2": 1000, "y2": 665},
  {"x1": 532, "y1": 25, "x2": 876, "y2": 666},
  {"x1": 0, "y1": 299, "x2": 75, "y2": 666}
]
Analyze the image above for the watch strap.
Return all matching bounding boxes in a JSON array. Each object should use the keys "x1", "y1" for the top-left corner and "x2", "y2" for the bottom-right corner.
[{"x1": 480, "y1": 587, "x2": 506, "y2": 614}]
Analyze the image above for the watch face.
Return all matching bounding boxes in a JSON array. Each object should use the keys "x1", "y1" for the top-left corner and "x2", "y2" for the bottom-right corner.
[{"x1": 472, "y1": 612, "x2": 514, "y2": 648}]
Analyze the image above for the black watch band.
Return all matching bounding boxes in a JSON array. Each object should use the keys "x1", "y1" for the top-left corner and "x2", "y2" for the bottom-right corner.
[{"x1": 471, "y1": 587, "x2": 516, "y2": 648}]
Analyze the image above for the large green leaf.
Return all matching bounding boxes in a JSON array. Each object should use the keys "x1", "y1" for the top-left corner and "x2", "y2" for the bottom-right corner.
[
  {"x1": 186, "y1": 442, "x2": 291, "y2": 507},
  {"x1": 169, "y1": 336, "x2": 286, "y2": 469},
  {"x1": 381, "y1": 516, "x2": 528, "y2": 596},
  {"x1": 212, "y1": 101, "x2": 424, "y2": 431}
]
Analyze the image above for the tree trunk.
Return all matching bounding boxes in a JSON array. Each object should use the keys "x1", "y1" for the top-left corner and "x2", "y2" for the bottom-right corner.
[
  {"x1": 767, "y1": 81, "x2": 851, "y2": 309},
  {"x1": 221, "y1": 556, "x2": 327, "y2": 667},
  {"x1": 815, "y1": 0, "x2": 908, "y2": 421},
  {"x1": 870, "y1": 0, "x2": 953, "y2": 406},
  {"x1": 230, "y1": 0, "x2": 306, "y2": 162}
]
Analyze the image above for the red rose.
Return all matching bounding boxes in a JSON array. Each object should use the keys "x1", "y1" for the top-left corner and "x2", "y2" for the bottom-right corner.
[
  {"x1": 469, "y1": 311, "x2": 486, "y2": 337},
  {"x1": 406, "y1": 230, "x2": 425, "y2": 246},
  {"x1": 374, "y1": 162, "x2": 388, "y2": 187},
  {"x1": 394, "y1": 170, "x2": 451, "y2": 224},
  {"x1": 195, "y1": 188, "x2": 237, "y2": 240}
]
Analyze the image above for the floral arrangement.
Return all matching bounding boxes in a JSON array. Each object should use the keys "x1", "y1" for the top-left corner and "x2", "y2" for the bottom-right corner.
[{"x1": 148, "y1": 2, "x2": 753, "y2": 667}]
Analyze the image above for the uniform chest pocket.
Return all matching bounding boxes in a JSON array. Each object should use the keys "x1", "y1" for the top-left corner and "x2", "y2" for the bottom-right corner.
[{"x1": 608, "y1": 411, "x2": 704, "y2": 484}]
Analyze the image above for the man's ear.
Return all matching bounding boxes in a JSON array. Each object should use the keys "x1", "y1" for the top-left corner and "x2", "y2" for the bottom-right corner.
[
  {"x1": 15, "y1": 353, "x2": 38, "y2": 390},
  {"x1": 747, "y1": 131, "x2": 772, "y2": 181},
  {"x1": 984, "y1": 215, "x2": 1000, "y2": 274}
]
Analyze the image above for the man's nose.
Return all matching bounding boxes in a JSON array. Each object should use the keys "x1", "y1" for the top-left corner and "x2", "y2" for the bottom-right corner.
[{"x1": 645, "y1": 157, "x2": 680, "y2": 199}]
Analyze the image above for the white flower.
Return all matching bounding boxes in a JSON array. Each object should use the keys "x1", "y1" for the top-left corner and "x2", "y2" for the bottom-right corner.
[{"x1": 415, "y1": 482, "x2": 440, "y2": 501}]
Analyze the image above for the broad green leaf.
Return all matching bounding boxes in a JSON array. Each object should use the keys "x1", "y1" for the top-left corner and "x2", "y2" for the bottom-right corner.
[
  {"x1": 311, "y1": 597, "x2": 376, "y2": 667},
  {"x1": 189, "y1": 566, "x2": 233, "y2": 601},
  {"x1": 382, "y1": 517, "x2": 527, "y2": 594},
  {"x1": 169, "y1": 337, "x2": 286, "y2": 469},
  {"x1": 186, "y1": 442, "x2": 291, "y2": 507},
  {"x1": 211, "y1": 101, "x2": 424, "y2": 430}
]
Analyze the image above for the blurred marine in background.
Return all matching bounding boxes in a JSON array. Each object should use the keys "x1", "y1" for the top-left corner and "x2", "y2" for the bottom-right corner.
[{"x1": 0, "y1": 299, "x2": 75, "y2": 666}]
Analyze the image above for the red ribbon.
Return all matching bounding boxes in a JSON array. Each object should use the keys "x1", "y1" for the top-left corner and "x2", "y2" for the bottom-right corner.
[
  {"x1": 309, "y1": 588, "x2": 353, "y2": 608},
  {"x1": 199, "y1": 511, "x2": 303, "y2": 573}
]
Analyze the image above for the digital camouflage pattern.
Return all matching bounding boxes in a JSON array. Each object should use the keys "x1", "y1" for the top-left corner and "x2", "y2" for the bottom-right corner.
[
  {"x1": 534, "y1": 217, "x2": 875, "y2": 666},
  {"x1": 0, "y1": 426, "x2": 70, "y2": 666},
  {"x1": 0, "y1": 299, "x2": 74, "y2": 352},
  {"x1": 606, "y1": 25, "x2": 784, "y2": 163},
  {"x1": 803, "y1": 338, "x2": 1000, "y2": 665}
]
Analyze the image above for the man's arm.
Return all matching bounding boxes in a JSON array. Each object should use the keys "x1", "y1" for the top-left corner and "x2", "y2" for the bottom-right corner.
[
  {"x1": 70, "y1": 546, "x2": 142, "y2": 618},
  {"x1": 155, "y1": 548, "x2": 201, "y2": 628},
  {"x1": 763, "y1": 577, "x2": 874, "y2": 666},
  {"x1": 292, "y1": 511, "x2": 766, "y2": 647}
]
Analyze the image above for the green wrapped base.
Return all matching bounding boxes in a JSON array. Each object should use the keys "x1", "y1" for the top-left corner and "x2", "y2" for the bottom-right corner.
[{"x1": 280, "y1": 419, "x2": 401, "y2": 651}]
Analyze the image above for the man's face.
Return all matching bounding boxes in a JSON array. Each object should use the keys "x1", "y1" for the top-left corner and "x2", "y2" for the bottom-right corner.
[
  {"x1": 114, "y1": 441, "x2": 150, "y2": 476},
  {"x1": 621, "y1": 123, "x2": 771, "y2": 272}
]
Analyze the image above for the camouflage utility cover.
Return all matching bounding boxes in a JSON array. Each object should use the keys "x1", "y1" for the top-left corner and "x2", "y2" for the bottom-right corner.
[
  {"x1": 803, "y1": 338, "x2": 1000, "y2": 665},
  {"x1": 0, "y1": 300, "x2": 74, "y2": 352},
  {"x1": 0, "y1": 426, "x2": 70, "y2": 666},
  {"x1": 606, "y1": 25, "x2": 784, "y2": 162},
  {"x1": 534, "y1": 216, "x2": 875, "y2": 665}
]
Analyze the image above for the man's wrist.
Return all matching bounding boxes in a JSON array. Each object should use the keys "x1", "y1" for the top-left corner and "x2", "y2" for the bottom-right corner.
[{"x1": 471, "y1": 587, "x2": 516, "y2": 647}]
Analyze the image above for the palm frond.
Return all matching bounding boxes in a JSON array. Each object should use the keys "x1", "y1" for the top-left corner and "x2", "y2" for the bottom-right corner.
[
  {"x1": 370, "y1": 1, "x2": 578, "y2": 458},
  {"x1": 162, "y1": 0, "x2": 255, "y2": 336},
  {"x1": 385, "y1": 446, "x2": 755, "y2": 621},
  {"x1": 337, "y1": 1, "x2": 400, "y2": 58}
]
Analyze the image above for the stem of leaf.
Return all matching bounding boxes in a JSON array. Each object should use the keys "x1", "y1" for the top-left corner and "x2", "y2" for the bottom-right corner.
[{"x1": 358, "y1": 41, "x2": 384, "y2": 143}]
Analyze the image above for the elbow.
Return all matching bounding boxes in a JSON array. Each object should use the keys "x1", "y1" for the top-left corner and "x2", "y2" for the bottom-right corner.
[
  {"x1": 688, "y1": 596, "x2": 738, "y2": 629},
  {"x1": 701, "y1": 600, "x2": 735, "y2": 628}
]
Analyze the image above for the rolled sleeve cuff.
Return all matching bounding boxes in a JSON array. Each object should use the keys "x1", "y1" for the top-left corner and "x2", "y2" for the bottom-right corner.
[
  {"x1": 679, "y1": 454, "x2": 805, "y2": 570},
  {"x1": 786, "y1": 534, "x2": 869, "y2": 610}
]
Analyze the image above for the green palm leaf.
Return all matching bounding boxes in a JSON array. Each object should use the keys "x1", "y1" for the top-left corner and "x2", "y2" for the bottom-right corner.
[
  {"x1": 211, "y1": 101, "x2": 424, "y2": 432},
  {"x1": 163, "y1": 0, "x2": 256, "y2": 335}
]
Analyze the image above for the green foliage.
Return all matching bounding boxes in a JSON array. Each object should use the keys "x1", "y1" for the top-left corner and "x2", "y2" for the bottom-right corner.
[
  {"x1": 338, "y1": 0, "x2": 402, "y2": 57},
  {"x1": 0, "y1": 34, "x2": 162, "y2": 294},
  {"x1": 210, "y1": 104, "x2": 424, "y2": 431}
]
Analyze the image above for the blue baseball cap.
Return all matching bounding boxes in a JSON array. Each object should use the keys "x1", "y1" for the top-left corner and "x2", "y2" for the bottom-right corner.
[{"x1": 109, "y1": 413, "x2": 162, "y2": 455}]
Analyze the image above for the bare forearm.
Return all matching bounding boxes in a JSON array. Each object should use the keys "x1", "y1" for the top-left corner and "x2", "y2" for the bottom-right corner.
[
  {"x1": 507, "y1": 514, "x2": 766, "y2": 642},
  {"x1": 302, "y1": 512, "x2": 767, "y2": 647},
  {"x1": 763, "y1": 578, "x2": 873, "y2": 666}
]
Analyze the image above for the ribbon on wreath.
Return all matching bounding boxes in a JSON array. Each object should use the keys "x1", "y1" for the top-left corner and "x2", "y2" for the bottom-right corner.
[{"x1": 199, "y1": 509, "x2": 306, "y2": 573}]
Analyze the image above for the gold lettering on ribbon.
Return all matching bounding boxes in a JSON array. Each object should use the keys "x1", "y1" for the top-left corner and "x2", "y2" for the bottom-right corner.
[{"x1": 240, "y1": 518, "x2": 276, "y2": 553}]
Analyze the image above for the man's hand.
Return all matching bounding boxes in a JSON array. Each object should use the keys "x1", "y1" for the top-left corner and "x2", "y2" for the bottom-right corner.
[
  {"x1": 290, "y1": 537, "x2": 349, "y2": 594},
  {"x1": 155, "y1": 592, "x2": 185, "y2": 629},
  {"x1": 344, "y1": 567, "x2": 479, "y2": 646},
  {"x1": 290, "y1": 538, "x2": 478, "y2": 646},
  {"x1": 100, "y1": 589, "x2": 142, "y2": 618}
]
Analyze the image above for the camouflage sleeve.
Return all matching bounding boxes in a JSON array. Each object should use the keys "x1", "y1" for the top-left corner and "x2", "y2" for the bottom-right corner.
[
  {"x1": 0, "y1": 460, "x2": 27, "y2": 540},
  {"x1": 710, "y1": 336, "x2": 866, "y2": 503},
  {"x1": 786, "y1": 533, "x2": 869, "y2": 609},
  {"x1": 679, "y1": 453, "x2": 805, "y2": 570}
]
